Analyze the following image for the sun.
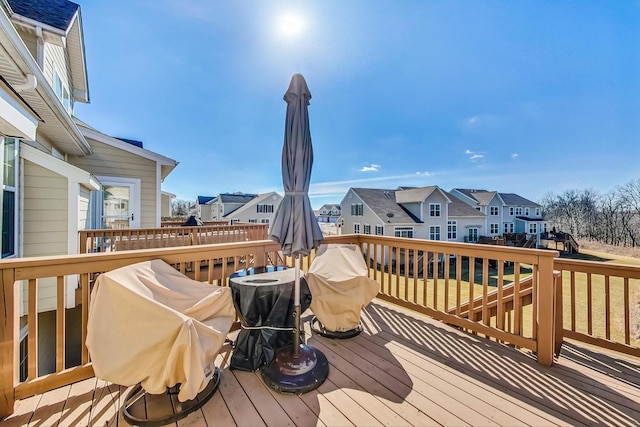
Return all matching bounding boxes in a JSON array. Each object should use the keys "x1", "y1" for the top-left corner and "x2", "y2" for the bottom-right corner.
[{"x1": 278, "y1": 13, "x2": 305, "y2": 37}]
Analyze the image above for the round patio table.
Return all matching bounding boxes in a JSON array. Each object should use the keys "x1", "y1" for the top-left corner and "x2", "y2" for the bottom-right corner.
[{"x1": 229, "y1": 267, "x2": 311, "y2": 371}]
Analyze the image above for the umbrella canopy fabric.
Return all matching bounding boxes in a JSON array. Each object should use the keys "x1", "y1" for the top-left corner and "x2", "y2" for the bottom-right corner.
[{"x1": 269, "y1": 73, "x2": 323, "y2": 257}]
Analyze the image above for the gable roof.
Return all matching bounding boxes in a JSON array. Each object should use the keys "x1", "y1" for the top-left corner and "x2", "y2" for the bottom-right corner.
[
  {"x1": 351, "y1": 188, "x2": 421, "y2": 224},
  {"x1": 197, "y1": 196, "x2": 216, "y2": 205},
  {"x1": 500, "y1": 193, "x2": 540, "y2": 207},
  {"x1": 441, "y1": 190, "x2": 486, "y2": 217},
  {"x1": 218, "y1": 193, "x2": 257, "y2": 204},
  {"x1": 7, "y1": 0, "x2": 78, "y2": 31},
  {"x1": 225, "y1": 192, "x2": 281, "y2": 217},
  {"x1": 395, "y1": 186, "x2": 452, "y2": 204}
]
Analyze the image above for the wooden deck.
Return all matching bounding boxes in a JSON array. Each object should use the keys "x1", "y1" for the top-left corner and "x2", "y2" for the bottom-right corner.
[{"x1": 2, "y1": 299, "x2": 640, "y2": 427}]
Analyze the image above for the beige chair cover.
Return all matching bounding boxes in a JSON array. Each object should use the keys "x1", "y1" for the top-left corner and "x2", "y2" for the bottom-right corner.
[
  {"x1": 86, "y1": 259, "x2": 235, "y2": 402},
  {"x1": 306, "y1": 244, "x2": 380, "y2": 331}
]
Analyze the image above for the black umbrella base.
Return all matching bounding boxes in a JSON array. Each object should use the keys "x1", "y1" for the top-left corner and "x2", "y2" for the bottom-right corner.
[
  {"x1": 121, "y1": 368, "x2": 221, "y2": 427},
  {"x1": 261, "y1": 344, "x2": 329, "y2": 394},
  {"x1": 310, "y1": 316, "x2": 362, "y2": 339}
]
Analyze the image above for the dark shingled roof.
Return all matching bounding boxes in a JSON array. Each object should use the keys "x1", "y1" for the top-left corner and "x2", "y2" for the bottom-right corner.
[
  {"x1": 352, "y1": 188, "x2": 421, "y2": 224},
  {"x1": 500, "y1": 193, "x2": 540, "y2": 208},
  {"x1": 219, "y1": 193, "x2": 257, "y2": 204},
  {"x1": 441, "y1": 190, "x2": 486, "y2": 217},
  {"x1": 8, "y1": 0, "x2": 79, "y2": 31},
  {"x1": 197, "y1": 196, "x2": 216, "y2": 205},
  {"x1": 115, "y1": 138, "x2": 143, "y2": 148}
]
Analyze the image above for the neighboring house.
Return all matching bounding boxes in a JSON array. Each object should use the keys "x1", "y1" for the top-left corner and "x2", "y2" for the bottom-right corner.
[
  {"x1": 449, "y1": 189, "x2": 547, "y2": 238},
  {"x1": 210, "y1": 192, "x2": 258, "y2": 221},
  {"x1": 0, "y1": 0, "x2": 178, "y2": 377},
  {"x1": 195, "y1": 195, "x2": 216, "y2": 220},
  {"x1": 317, "y1": 204, "x2": 341, "y2": 223},
  {"x1": 224, "y1": 192, "x2": 283, "y2": 225},
  {"x1": 161, "y1": 191, "x2": 176, "y2": 218},
  {"x1": 340, "y1": 186, "x2": 486, "y2": 243}
]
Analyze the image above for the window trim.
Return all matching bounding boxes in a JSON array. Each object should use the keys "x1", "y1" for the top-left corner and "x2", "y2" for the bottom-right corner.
[{"x1": 429, "y1": 203, "x2": 441, "y2": 217}]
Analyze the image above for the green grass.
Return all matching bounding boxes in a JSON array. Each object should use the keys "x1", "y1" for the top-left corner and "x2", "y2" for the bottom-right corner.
[{"x1": 371, "y1": 251, "x2": 640, "y2": 347}]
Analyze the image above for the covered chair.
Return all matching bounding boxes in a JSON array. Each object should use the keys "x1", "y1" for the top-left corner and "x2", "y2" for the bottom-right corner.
[
  {"x1": 306, "y1": 244, "x2": 380, "y2": 338},
  {"x1": 86, "y1": 259, "x2": 235, "y2": 426}
]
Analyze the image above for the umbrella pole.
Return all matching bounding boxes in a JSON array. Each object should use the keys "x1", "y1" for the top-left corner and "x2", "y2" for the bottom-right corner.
[{"x1": 293, "y1": 255, "x2": 301, "y2": 357}]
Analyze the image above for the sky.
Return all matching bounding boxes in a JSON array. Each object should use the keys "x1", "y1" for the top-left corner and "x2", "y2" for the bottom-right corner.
[{"x1": 74, "y1": 1, "x2": 640, "y2": 210}]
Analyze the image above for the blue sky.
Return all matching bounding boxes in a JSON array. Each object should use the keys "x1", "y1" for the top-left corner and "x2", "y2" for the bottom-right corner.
[{"x1": 74, "y1": 1, "x2": 640, "y2": 209}]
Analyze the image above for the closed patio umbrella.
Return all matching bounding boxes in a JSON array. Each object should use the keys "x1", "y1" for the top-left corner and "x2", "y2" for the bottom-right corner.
[{"x1": 262, "y1": 73, "x2": 329, "y2": 393}]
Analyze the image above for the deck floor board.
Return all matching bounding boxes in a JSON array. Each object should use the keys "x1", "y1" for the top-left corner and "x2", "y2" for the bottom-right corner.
[{"x1": 2, "y1": 300, "x2": 639, "y2": 427}]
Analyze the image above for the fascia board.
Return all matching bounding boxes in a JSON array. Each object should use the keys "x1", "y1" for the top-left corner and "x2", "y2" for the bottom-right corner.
[
  {"x1": 79, "y1": 125, "x2": 178, "y2": 166},
  {"x1": 21, "y1": 142, "x2": 97, "y2": 188},
  {"x1": 0, "y1": 8, "x2": 91, "y2": 154}
]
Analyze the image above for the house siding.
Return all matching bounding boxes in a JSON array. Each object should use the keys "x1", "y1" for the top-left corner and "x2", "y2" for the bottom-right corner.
[
  {"x1": 341, "y1": 190, "x2": 384, "y2": 235},
  {"x1": 22, "y1": 161, "x2": 68, "y2": 315},
  {"x1": 68, "y1": 138, "x2": 158, "y2": 228},
  {"x1": 79, "y1": 185, "x2": 90, "y2": 230},
  {"x1": 43, "y1": 42, "x2": 70, "y2": 94}
]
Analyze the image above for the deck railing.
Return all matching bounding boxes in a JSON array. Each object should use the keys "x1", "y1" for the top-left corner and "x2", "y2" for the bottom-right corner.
[
  {"x1": 553, "y1": 258, "x2": 640, "y2": 356},
  {"x1": 2, "y1": 234, "x2": 639, "y2": 419},
  {"x1": 160, "y1": 220, "x2": 228, "y2": 227},
  {"x1": 79, "y1": 224, "x2": 269, "y2": 253}
]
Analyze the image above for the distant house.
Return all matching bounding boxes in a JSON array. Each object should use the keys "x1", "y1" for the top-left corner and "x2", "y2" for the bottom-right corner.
[
  {"x1": 195, "y1": 195, "x2": 216, "y2": 220},
  {"x1": 224, "y1": 192, "x2": 283, "y2": 225},
  {"x1": 340, "y1": 186, "x2": 485, "y2": 242},
  {"x1": 195, "y1": 192, "x2": 283, "y2": 225},
  {"x1": 449, "y1": 189, "x2": 547, "y2": 237},
  {"x1": 317, "y1": 204, "x2": 341, "y2": 223}
]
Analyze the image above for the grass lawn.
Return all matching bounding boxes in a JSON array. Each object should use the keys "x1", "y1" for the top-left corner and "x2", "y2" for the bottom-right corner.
[{"x1": 371, "y1": 246, "x2": 640, "y2": 348}]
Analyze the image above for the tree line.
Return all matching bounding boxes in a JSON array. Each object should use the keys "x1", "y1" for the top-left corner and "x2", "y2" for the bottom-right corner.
[{"x1": 540, "y1": 178, "x2": 640, "y2": 247}]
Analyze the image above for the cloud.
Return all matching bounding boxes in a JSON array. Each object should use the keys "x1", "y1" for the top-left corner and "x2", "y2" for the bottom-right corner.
[
  {"x1": 465, "y1": 149, "x2": 474, "y2": 155},
  {"x1": 466, "y1": 116, "x2": 479, "y2": 125},
  {"x1": 415, "y1": 171, "x2": 433, "y2": 176},
  {"x1": 359, "y1": 163, "x2": 381, "y2": 172},
  {"x1": 512, "y1": 153, "x2": 519, "y2": 159},
  {"x1": 470, "y1": 154, "x2": 484, "y2": 161}
]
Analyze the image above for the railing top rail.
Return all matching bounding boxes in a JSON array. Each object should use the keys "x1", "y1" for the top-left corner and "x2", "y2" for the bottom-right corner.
[
  {"x1": 553, "y1": 257, "x2": 640, "y2": 277},
  {"x1": 327, "y1": 234, "x2": 559, "y2": 261},
  {"x1": 0, "y1": 240, "x2": 282, "y2": 278}
]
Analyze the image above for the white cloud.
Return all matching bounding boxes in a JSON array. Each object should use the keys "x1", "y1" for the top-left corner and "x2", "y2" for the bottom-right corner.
[
  {"x1": 359, "y1": 163, "x2": 381, "y2": 172},
  {"x1": 512, "y1": 153, "x2": 519, "y2": 159},
  {"x1": 470, "y1": 154, "x2": 484, "y2": 161},
  {"x1": 415, "y1": 171, "x2": 433, "y2": 176},
  {"x1": 466, "y1": 116, "x2": 479, "y2": 125},
  {"x1": 465, "y1": 149, "x2": 474, "y2": 155}
]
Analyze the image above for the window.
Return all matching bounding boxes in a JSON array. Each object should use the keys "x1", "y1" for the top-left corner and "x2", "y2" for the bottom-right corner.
[
  {"x1": 529, "y1": 223, "x2": 538, "y2": 234},
  {"x1": 515, "y1": 207, "x2": 523, "y2": 215},
  {"x1": 467, "y1": 228, "x2": 479, "y2": 242},
  {"x1": 524, "y1": 208, "x2": 530, "y2": 216},
  {"x1": 429, "y1": 203, "x2": 441, "y2": 217},
  {"x1": 475, "y1": 206, "x2": 482, "y2": 211},
  {"x1": 490, "y1": 223, "x2": 499, "y2": 234},
  {"x1": 364, "y1": 224, "x2": 371, "y2": 235},
  {"x1": 429, "y1": 225, "x2": 441, "y2": 240},
  {"x1": 351, "y1": 203, "x2": 363, "y2": 216},
  {"x1": 260, "y1": 218, "x2": 270, "y2": 224},
  {"x1": 248, "y1": 218, "x2": 257, "y2": 223},
  {"x1": 375, "y1": 225, "x2": 384, "y2": 236},
  {"x1": 504, "y1": 222, "x2": 514, "y2": 233},
  {"x1": 509, "y1": 207, "x2": 514, "y2": 216},
  {"x1": 535, "y1": 208, "x2": 541, "y2": 216},
  {"x1": 490, "y1": 206, "x2": 499, "y2": 216},
  {"x1": 257, "y1": 204, "x2": 274, "y2": 213},
  {"x1": 2, "y1": 138, "x2": 17, "y2": 258},
  {"x1": 394, "y1": 227, "x2": 414, "y2": 238},
  {"x1": 231, "y1": 218, "x2": 239, "y2": 224},
  {"x1": 353, "y1": 223, "x2": 360, "y2": 234},
  {"x1": 447, "y1": 220, "x2": 457, "y2": 240},
  {"x1": 53, "y1": 70, "x2": 72, "y2": 113}
]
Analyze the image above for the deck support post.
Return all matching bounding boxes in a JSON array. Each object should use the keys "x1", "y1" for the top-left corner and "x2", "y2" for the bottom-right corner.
[
  {"x1": 553, "y1": 270, "x2": 564, "y2": 356},
  {"x1": 1, "y1": 268, "x2": 16, "y2": 419},
  {"x1": 536, "y1": 255, "x2": 556, "y2": 366}
]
